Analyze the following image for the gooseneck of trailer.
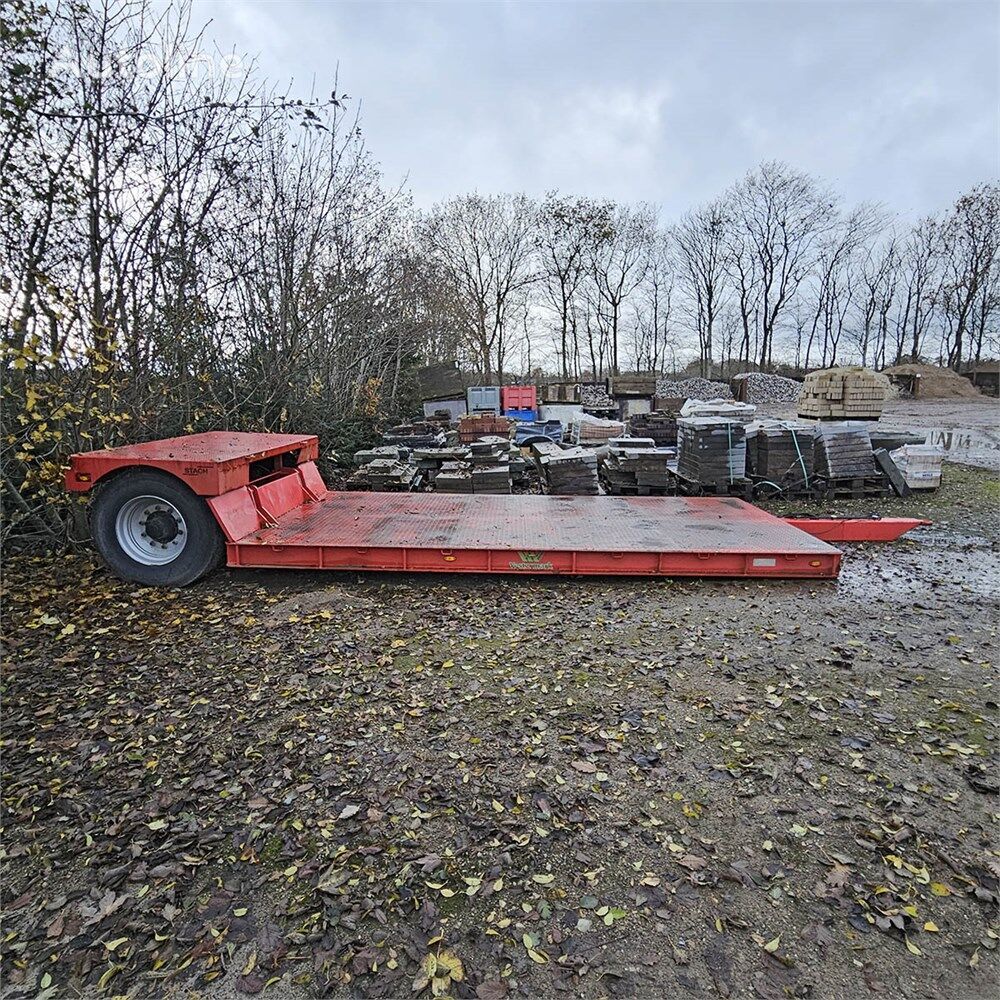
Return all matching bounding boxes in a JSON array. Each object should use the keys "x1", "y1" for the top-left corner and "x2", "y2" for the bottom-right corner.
[{"x1": 66, "y1": 431, "x2": 927, "y2": 586}]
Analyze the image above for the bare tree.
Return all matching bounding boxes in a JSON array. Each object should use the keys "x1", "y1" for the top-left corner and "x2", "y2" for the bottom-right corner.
[
  {"x1": 940, "y1": 184, "x2": 999, "y2": 369},
  {"x1": 631, "y1": 236, "x2": 675, "y2": 372},
  {"x1": 855, "y1": 236, "x2": 901, "y2": 367},
  {"x1": 673, "y1": 198, "x2": 728, "y2": 376},
  {"x1": 894, "y1": 217, "x2": 944, "y2": 362},
  {"x1": 537, "y1": 193, "x2": 612, "y2": 378},
  {"x1": 730, "y1": 162, "x2": 837, "y2": 367},
  {"x1": 589, "y1": 203, "x2": 655, "y2": 375},
  {"x1": 803, "y1": 204, "x2": 883, "y2": 368},
  {"x1": 419, "y1": 193, "x2": 538, "y2": 383}
]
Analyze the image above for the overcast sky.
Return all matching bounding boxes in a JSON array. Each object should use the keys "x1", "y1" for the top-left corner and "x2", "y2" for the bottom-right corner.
[{"x1": 194, "y1": 0, "x2": 999, "y2": 219}]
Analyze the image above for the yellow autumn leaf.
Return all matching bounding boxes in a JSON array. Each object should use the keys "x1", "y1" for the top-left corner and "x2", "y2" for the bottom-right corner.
[{"x1": 437, "y1": 949, "x2": 464, "y2": 981}]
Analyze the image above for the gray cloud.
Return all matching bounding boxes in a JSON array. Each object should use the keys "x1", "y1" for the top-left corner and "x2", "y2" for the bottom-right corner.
[{"x1": 196, "y1": 0, "x2": 999, "y2": 217}]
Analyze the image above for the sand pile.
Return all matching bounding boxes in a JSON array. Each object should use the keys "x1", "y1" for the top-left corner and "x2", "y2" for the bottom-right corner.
[{"x1": 882, "y1": 363, "x2": 979, "y2": 399}]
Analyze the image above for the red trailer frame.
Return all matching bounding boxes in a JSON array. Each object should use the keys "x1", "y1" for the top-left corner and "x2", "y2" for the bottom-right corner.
[{"x1": 66, "y1": 432, "x2": 927, "y2": 582}]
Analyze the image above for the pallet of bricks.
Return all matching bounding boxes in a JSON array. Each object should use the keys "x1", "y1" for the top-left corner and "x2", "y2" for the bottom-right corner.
[
  {"x1": 675, "y1": 417, "x2": 751, "y2": 498},
  {"x1": 602, "y1": 437, "x2": 677, "y2": 495},
  {"x1": 797, "y1": 367, "x2": 889, "y2": 420},
  {"x1": 813, "y1": 423, "x2": 888, "y2": 497},
  {"x1": 458, "y1": 413, "x2": 512, "y2": 443},
  {"x1": 746, "y1": 420, "x2": 816, "y2": 497}
]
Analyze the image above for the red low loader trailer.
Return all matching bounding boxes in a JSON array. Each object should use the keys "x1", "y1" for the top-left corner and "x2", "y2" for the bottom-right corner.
[{"x1": 65, "y1": 431, "x2": 927, "y2": 587}]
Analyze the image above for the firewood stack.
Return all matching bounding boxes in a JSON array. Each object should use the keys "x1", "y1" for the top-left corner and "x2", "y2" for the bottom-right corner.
[{"x1": 797, "y1": 367, "x2": 889, "y2": 420}]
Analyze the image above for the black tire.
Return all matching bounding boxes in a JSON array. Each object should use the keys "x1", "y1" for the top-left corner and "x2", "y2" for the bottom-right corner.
[{"x1": 91, "y1": 468, "x2": 225, "y2": 586}]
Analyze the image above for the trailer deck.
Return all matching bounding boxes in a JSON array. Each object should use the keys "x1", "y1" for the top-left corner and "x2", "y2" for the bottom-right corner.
[{"x1": 222, "y1": 489, "x2": 842, "y2": 577}]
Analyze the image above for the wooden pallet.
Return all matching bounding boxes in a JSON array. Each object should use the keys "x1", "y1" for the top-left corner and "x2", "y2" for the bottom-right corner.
[
  {"x1": 603, "y1": 484, "x2": 676, "y2": 497},
  {"x1": 675, "y1": 477, "x2": 753, "y2": 500},
  {"x1": 817, "y1": 474, "x2": 890, "y2": 498}
]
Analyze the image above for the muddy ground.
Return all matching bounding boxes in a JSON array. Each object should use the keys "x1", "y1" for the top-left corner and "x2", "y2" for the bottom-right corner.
[{"x1": 2, "y1": 465, "x2": 998, "y2": 1000}]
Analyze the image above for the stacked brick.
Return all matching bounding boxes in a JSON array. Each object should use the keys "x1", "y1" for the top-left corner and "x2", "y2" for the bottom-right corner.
[{"x1": 797, "y1": 368, "x2": 888, "y2": 420}]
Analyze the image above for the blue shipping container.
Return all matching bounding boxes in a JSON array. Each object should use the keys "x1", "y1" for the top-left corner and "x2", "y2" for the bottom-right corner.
[{"x1": 505, "y1": 408, "x2": 538, "y2": 422}]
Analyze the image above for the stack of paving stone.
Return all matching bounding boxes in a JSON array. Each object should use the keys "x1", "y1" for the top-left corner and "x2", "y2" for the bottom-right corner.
[
  {"x1": 354, "y1": 444, "x2": 408, "y2": 466},
  {"x1": 508, "y1": 446, "x2": 530, "y2": 484},
  {"x1": 540, "y1": 447, "x2": 600, "y2": 495},
  {"x1": 814, "y1": 423, "x2": 876, "y2": 478},
  {"x1": 469, "y1": 436, "x2": 508, "y2": 464},
  {"x1": 411, "y1": 446, "x2": 470, "y2": 477},
  {"x1": 383, "y1": 421, "x2": 447, "y2": 448},
  {"x1": 350, "y1": 458, "x2": 417, "y2": 491},
  {"x1": 628, "y1": 411, "x2": 678, "y2": 445},
  {"x1": 634, "y1": 448, "x2": 678, "y2": 492},
  {"x1": 677, "y1": 417, "x2": 747, "y2": 485},
  {"x1": 601, "y1": 437, "x2": 676, "y2": 494},
  {"x1": 602, "y1": 437, "x2": 655, "y2": 492},
  {"x1": 466, "y1": 436, "x2": 512, "y2": 493},
  {"x1": 472, "y1": 466, "x2": 511, "y2": 493},
  {"x1": 426, "y1": 408, "x2": 456, "y2": 428},
  {"x1": 797, "y1": 367, "x2": 888, "y2": 420},
  {"x1": 434, "y1": 462, "x2": 474, "y2": 494},
  {"x1": 746, "y1": 420, "x2": 816, "y2": 485}
]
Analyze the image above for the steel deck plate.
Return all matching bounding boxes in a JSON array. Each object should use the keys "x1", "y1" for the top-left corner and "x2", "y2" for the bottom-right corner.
[
  {"x1": 229, "y1": 492, "x2": 841, "y2": 578},
  {"x1": 71, "y1": 431, "x2": 318, "y2": 465}
]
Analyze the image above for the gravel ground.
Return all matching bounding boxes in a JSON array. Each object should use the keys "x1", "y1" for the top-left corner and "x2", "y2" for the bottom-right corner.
[{"x1": 2, "y1": 465, "x2": 998, "y2": 1000}]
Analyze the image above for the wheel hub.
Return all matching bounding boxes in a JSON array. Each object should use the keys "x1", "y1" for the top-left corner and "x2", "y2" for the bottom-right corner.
[
  {"x1": 115, "y1": 495, "x2": 188, "y2": 565},
  {"x1": 143, "y1": 509, "x2": 179, "y2": 544}
]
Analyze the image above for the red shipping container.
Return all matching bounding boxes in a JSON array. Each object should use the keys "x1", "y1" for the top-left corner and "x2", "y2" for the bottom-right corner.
[{"x1": 502, "y1": 385, "x2": 537, "y2": 411}]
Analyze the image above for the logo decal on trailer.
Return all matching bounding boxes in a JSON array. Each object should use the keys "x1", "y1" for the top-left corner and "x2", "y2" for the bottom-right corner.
[{"x1": 509, "y1": 551, "x2": 554, "y2": 571}]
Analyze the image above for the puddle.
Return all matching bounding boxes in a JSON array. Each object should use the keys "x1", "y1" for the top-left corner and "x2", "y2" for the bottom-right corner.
[
  {"x1": 922, "y1": 426, "x2": 1000, "y2": 470},
  {"x1": 838, "y1": 532, "x2": 1000, "y2": 603}
]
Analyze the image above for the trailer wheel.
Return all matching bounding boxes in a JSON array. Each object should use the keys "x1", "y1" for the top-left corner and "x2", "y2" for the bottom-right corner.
[{"x1": 91, "y1": 469, "x2": 224, "y2": 586}]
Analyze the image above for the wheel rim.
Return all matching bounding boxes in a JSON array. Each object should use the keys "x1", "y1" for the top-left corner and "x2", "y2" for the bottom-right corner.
[{"x1": 115, "y1": 495, "x2": 188, "y2": 566}]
